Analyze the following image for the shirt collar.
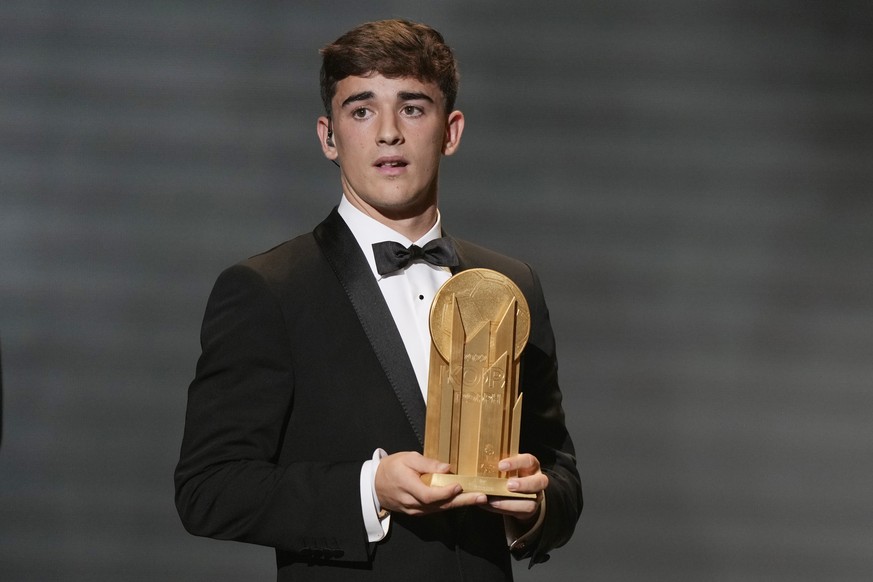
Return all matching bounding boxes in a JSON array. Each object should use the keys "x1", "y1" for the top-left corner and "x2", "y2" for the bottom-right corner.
[{"x1": 337, "y1": 195, "x2": 443, "y2": 280}]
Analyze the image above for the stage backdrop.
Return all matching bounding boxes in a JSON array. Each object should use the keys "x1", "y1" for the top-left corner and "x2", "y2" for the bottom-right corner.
[{"x1": 1, "y1": 1, "x2": 872, "y2": 580}]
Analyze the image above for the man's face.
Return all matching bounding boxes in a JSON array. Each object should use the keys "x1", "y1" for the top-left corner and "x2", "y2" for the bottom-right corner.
[{"x1": 318, "y1": 74, "x2": 464, "y2": 227}]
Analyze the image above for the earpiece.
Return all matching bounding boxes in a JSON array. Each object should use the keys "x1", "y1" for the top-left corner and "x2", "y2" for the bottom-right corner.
[
  {"x1": 326, "y1": 118, "x2": 335, "y2": 147},
  {"x1": 325, "y1": 118, "x2": 339, "y2": 166}
]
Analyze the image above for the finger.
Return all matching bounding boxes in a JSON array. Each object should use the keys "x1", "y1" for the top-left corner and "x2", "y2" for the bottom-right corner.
[
  {"x1": 498, "y1": 453, "x2": 540, "y2": 475},
  {"x1": 410, "y1": 484, "x2": 485, "y2": 514},
  {"x1": 437, "y1": 491, "x2": 488, "y2": 510},
  {"x1": 506, "y1": 472, "x2": 549, "y2": 495},
  {"x1": 416, "y1": 481, "x2": 463, "y2": 504},
  {"x1": 485, "y1": 497, "x2": 540, "y2": 516}
]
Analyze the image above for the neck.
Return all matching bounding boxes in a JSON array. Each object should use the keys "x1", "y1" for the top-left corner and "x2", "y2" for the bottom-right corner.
[
  {"x1": 377, "y1": 208, "x2": 439, "y2": 241},
  {"x1": 342, "y1": 195, "x2": 439, "y2": 241}
]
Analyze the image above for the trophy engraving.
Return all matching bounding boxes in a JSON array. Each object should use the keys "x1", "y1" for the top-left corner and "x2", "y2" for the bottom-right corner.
[{"x1": 422, "y1": 269, "x2": 535, "y2": 498}]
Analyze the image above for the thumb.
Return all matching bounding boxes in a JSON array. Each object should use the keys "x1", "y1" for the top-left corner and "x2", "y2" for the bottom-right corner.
[{"x1": 405, "y1": 453, "x2": 452, "y2": 475}]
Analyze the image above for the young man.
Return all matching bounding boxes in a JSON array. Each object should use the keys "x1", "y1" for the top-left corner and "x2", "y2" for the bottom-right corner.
[{"x1": 175, "y1": 19, "x2": 582, "y2": 581}]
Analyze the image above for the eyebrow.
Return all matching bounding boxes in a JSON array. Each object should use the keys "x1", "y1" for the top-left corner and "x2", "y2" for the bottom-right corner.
[
  {"x1": 340, "y1": 91, "x2": 374, "y2": 108},
  {"x1": 398, "y1": 91, "x2": 435, "y2": 104},
  {"x1": 340, "y1": 90, "x2": 435, "y2": 109}
]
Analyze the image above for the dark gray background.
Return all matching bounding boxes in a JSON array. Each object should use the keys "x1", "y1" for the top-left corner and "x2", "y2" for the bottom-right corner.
[{"x1": 2, "y1": 1, "x2": 872, "y2": 580}]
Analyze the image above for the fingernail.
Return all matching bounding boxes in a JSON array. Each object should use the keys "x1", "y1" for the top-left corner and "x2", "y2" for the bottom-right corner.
[
  {"x1": 507, "y1": 480, "x2": 519, "y2": 491},
  {"x1": 498, "y1": 461, "x2": 510, "y2": 471},
  {"x1": 477, "y1": 494, "x2": 487, "y2": 504},
  {"x1": 439, "y1": 464, "x2": 451, "y2": 473}
]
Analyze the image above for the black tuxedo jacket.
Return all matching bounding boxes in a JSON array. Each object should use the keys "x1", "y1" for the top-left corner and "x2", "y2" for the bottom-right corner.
[{"x1": 175, "y1": 208, "x2": 582, "y2": 581}]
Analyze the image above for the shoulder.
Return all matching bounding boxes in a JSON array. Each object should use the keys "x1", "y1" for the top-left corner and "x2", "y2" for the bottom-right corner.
[
  {"x1": 218, "y1": 232, "x2": 319, "y2": 285},
  {"x1": 230, "y1": 206, "x2": 349, "y2": 286},
  {"x1": 451, "y1": 238, "x2": 555, "y2": 348},
  {"x1": 201, "y1": 233, "x2": 322, "y2": 305},
  {"x1": 243, "y1": 232, "x2": 319, "y2": 272},
  {"x1": 452, "y1": 238, "x2": 540, "y2": 293}
]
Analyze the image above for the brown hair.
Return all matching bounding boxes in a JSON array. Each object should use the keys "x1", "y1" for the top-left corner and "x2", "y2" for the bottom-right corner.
[{"x1": 319, "y1": 19, "x2": 459, "y2": 116}]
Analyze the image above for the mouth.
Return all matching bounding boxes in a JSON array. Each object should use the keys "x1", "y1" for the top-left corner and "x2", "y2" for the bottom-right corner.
[{"x1": 374, "y1": 156, "x2": 409, "y2": 169}]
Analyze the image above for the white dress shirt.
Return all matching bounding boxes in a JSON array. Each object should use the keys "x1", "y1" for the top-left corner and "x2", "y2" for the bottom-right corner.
[
  {"x1": 336, "y1": 196, "x2": 546, "y2": 550},
  {"x1": 337, "y1": 196, "x2": 452, "y2": 542}
]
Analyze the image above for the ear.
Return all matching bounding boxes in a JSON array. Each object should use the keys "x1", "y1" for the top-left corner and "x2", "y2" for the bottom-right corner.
[
  {"x1": 442, "y1": 110, "x2": 465, "y2": 156},
  {"x1": 317, "y1": 116, "x2": 338, "y2": 160}
]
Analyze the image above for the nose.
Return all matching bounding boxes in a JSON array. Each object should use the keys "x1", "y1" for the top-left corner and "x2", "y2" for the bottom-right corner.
[{"x1": 377, "y1": 113, "x2": 403, "y2": 145}]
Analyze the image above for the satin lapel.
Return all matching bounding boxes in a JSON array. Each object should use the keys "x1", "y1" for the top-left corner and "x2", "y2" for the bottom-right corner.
[
  {"x1": 314, "y1": 208, "x2": 426, "y2": 446},
  {"x1": 446, "y1": 234, "x2": 472, "y2": 275}
]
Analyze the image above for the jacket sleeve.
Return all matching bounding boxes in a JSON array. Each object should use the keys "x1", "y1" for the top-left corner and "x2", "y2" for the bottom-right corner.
[
  {"x1": 173, "y1": 264, "x2": 371, "y2": 562},
  {"x1": 511, "y1": 264, "x2": 583, "y2": 567}
]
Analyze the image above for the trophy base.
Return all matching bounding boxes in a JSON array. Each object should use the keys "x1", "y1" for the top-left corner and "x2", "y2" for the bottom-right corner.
[{"x1": 421, "y1": 473, "x2": 537, "y2": 499}]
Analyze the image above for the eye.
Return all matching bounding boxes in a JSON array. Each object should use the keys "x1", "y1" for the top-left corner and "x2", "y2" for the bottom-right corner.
[
  {"x1": 351, "y1": 107, "x2": 370, "y2": 119},
  {"x1": 402, "y1": 105, "x2": 423, "y2": 117}
]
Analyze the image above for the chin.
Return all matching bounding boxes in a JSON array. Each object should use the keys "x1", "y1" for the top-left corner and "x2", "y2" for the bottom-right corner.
[{"x1": 378, "y1": 197, "x2": 432, "y2": 217}]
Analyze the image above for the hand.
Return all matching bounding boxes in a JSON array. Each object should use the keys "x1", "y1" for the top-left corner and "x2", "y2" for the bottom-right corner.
[
  {"x1": 484, "y1": 453, "x2": 548, "y2": 524},
  {"x1": 374, "y1": 452, "x2": 487, "y2": 516}
]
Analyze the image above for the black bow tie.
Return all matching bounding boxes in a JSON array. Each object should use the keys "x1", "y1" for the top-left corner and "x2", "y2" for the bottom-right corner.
[{"x1": 372, "y1": 238, "x2": 459, "y2": 276}]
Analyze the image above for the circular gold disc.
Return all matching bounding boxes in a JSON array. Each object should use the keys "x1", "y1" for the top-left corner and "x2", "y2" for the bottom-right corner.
[{"x1": 430, "y1": 268, "x2": 530, "y2": 360}]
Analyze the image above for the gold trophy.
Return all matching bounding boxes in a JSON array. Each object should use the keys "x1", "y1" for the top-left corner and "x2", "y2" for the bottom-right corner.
[{"x1": 421, "y1": 269, "x2": 535, "y2": 498}]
